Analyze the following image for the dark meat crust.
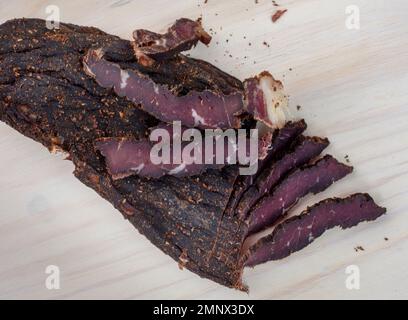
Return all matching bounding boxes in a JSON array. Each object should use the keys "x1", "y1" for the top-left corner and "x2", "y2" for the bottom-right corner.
[
  {"x1": 247, "y1": 155, "x2": 353, "y2": 235},
  {"x1": 0, "y1": 18, "x2": 248, "y2": 289},
  {"x1": 244, "y1": 193, "x2": 386, "y2": 267}
]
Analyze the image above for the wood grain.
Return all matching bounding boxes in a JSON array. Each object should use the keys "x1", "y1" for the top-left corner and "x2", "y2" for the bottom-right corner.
[{"x1": 0, "y1": 0, "x2": 407, "y2": 299}]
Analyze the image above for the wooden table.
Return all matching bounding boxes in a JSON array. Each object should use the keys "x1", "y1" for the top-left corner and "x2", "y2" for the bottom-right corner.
[{"x1": 0, "y1": 0, "x2": 407, "y2": 299}]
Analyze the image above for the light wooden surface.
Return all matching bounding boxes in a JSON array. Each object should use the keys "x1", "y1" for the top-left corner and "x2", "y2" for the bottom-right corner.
[{"x1": 0, "y1": 0, "x2": 407, "y2": 299}]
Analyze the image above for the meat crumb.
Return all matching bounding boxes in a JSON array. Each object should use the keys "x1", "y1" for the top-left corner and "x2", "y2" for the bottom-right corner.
[
  {"x1": 354, "y1": 246, "x2": 365, "y2": 252},
  {"x1": 272, "y1": 9, "x2": 288, "y2": 23}
]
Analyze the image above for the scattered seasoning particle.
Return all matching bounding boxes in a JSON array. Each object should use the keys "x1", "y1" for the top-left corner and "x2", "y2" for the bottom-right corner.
[
  {"x1": 272, "y1": 1, "x2": 279, "y2": 6},
  {"x1": 272, "y1": 9, "x2": 287, "y2": 23},
  {"x1": 384, "y1": 237, "x2": 389, "y2": 241},
  {"x1": 296, "y1": 105, "x2": 301, "y2": 111},
  {"x1": 248, "y1": 42, "x2": 252, "y2": 46},
  {"x1": 204, "y1": 0, "x2": 208, "y2": 4},
  {"x1": 354, "y1": 246, "x2": 365, "y2": 252},
  {"x1": 289, "y1": 67, "x2": 293, "y2": 71},
  {"x1": 262, "y1": 41, "x2": 270, "y2": 47},
  {"x1": 344, "y1": 155, "x2": 350, "y2": 163}
]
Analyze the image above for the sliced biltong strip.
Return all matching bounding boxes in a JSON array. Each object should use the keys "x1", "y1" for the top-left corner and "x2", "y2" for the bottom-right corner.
[
  {"x1": 225, "y1": 120, "x2": 307, "y2": 216},
  {"x1": 247, "y1": 155, "x2": 353, "y2": 235},
  {"x1": 244, "y1": 193, "x2": 386, "y2": 267},
  {"x1": 236, "y1": 136, "x2": 330, "y2": 219},
  {"x1": 95, "y1": 130, "x2": 272, "y2": 179},
  {"x1": 84, "y1": 49, "x2": 289, "y2": 129},
  {"x1": 132, "y1": 18, "x2": 212, "y2": 66}
]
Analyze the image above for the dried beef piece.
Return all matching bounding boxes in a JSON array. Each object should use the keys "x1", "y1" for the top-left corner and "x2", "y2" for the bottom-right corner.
[
  {"x1": 95, "y1": 130, "x2": 272, "y2": 179},
  {"x1": 84, "y1": 49, "x2": 289, "y2": 129},
  {"x1": 244, "y1": 194, "x2": 386, "y2": 266},
  {"x1": 236, "y1": 136, "x2": 329, "y2": 219},
  {"x1": 225, "y1": 120, "x2": 307, "y2": 216},
  {"x1": 84, "y1": 48, "x2": 245, "y2": 129},
  {"x1": 247, "y1": 155, "x2": 353, "y2": 235},
  {"x1": 132, "y1": 18, "x2": 212, "y2": 66},
  {"x1": 243, "y1": 71, "x2": 289, "y2": 129},
  {"x1": 0, "y1": 18, "x2": 248, "y2": 289}
]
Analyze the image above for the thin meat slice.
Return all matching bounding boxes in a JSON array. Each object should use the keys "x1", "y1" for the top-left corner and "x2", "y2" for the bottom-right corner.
[
  {"x1": 225, "y1": 120, "x2": 307, "y2": 215},
  {"x1": 236, "y1": 136, "x2": 330, "y2": 219},
  {"x1": 95, "y1": 130, "x2": 273, "y2": 179},
  {"x1": 83, "y1": 49, "x2": 289, "y2": 130},
  {"x1": 247, "y1": 155, "x2": 353, "y2": 235},
  {"x1": 132, "y1": 18, "x2": 212, "y2": 66},
  {"x1": 244, "y1": 193, "x2": 386, "y2": 267}
]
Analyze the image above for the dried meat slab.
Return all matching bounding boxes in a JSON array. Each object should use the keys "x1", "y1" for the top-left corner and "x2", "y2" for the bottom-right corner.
[
  {"x1": 0, "y1": 18, "x2": 387, "y2": 291},
  {"x1": 244, "y1": 194, "x2": 386, "y2": 267},
  {"x1": 0, "y1": 18, "x2": 247, "y2": 289}
]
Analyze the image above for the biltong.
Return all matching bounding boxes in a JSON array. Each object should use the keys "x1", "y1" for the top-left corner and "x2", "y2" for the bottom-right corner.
[
  {"x1": 244, "y1": 194, "x2": 386, "y2": 267},
  {"x1": 95, "y1": 130, "x2": 273, "y2": 179},
  {"x1": 236, "y1": 136, "x2": 329, "y2": 219},
  {"x1": 0, "y1": 18, "x2": 247, "y2": 289},
  {"x1": 132, "y1": 18, "x2": 212, "y2": 66},
  {"x1": 224, "y1": 120, "x2": 307, "y2": 216},
  {"x1": 0, "y1": 18, "x2": 387, "y2": 291},
  {"x1": 247, "y1": 155, "x2": 353, "y2": 235},
  {"x1": 84, "y1": 50, "x2": 289, "y2": 130}
]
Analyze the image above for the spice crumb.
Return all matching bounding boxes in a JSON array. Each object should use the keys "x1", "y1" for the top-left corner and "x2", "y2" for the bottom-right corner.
[
  {"x1": 354, "y1": 246, "x2": 365, "y2": 252},
  {"x1": 384, "y1": 237, "x2": 389, "y2": 241},
  {"x1": 272, "y1": 9, "x2": 288, "y2": 23},
  {"x1": 296, "y1": 105, "x2": 301, "y2": 111}
]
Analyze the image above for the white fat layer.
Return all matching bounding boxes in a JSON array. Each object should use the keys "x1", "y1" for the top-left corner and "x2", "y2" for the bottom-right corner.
[
  {"x1": 131, "y1": 163, "x2": 145, "y2": 173},
  {"x1": 169, "y1": 163, "x2": 186, "y2": 175},
  {"x1": 192, "y1": 109, "x2": 206, "y2": 126},
  {"x1": 120, "y1": 70, "x2": 130, "y2": 89},
  {"x1": 259, "y1": 75, "x2": 289, "y2": 129}
]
